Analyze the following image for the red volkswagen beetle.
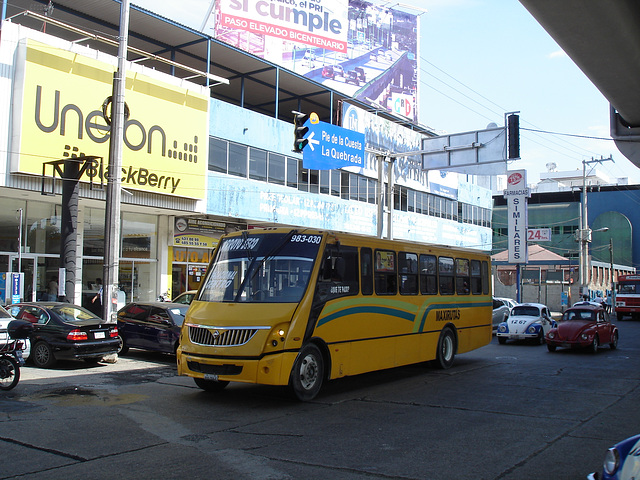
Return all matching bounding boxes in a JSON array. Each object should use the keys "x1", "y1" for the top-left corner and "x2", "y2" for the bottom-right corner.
[{"x1": 546, "y1": 304, "x2": 618, "y2": 353}]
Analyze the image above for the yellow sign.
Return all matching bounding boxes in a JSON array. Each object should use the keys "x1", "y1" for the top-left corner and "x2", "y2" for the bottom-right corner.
[{"x1": 14, "y1": 40, "x2": 209, "y2": 200}]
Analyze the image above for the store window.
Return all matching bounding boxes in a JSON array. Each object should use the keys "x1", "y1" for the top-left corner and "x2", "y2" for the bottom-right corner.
[
  {"x1": 228, "y1": 142, "x2": 248, "y2": 177},
  {"x1": 249, "y1": 147, "x2": 267, "y2": 181},
  {"x1": 209, "y1": 137, "x2": 228, "y2": 173},
  {"x1": 268, "y1": 153, "x2": 285, "y2": 185},
  {"x1": 26, "y1": 202, "x2": 61, "y2": 255}
]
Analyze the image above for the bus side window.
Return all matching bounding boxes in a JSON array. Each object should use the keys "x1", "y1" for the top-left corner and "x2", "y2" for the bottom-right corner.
[
  {"x1": 375, "y1": 250, "x2": 397, "y2": 295},
  {"x1": 470, "y1": 260, "x2": 482, "y2": 295},
  {"x1": 481, "y1": 261, "x2": 489, "y2": 295},
  {"x1": 455, "y1": 258, "x2": 470, "y2": 295},
  {"x1": 399, "y1": 252, "x2": 418, "y2": 295},
  {"x1": 439, "y1": 256, "x2": 455, "y2": 295},
  {"x1": 420, "y1": 254, "x2": 437, "y2": 295},
  {"x1": 361, "y1": 247, "x2": 373, "y2": 295},
  {"x1": 317, "y1": 245, "x2": 359, "y2": 299}
]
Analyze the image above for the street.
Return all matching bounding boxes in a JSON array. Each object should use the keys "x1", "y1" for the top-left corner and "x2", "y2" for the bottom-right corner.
[{"x1": 2, "y1": 318, "x2": 640, "y2": 479}]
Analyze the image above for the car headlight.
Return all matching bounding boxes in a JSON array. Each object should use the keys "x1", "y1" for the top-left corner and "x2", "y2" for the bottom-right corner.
[
  {"x1": 581, "y1": 333, "x2": 589, "y2": 340},
  {"x1": 498, "y1": 324, "x2": 507, "y2": 333},
  {"x1": 527, "y1": 325, "x2": 538, "y2": 334},
  {"x1": 548, "y1": 332, "x2": 555, "y2": 339},
  {"x1": 604, "y1": 447, "x2": 620, "y2": 475}
]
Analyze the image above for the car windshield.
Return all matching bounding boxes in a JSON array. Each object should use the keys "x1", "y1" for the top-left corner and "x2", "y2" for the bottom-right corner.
[
  {"x1": 563, "y1": 309, "x2": 595, "y2": 322},
  {"x1": 0, "y1": 306, "x2": 12, "y2": 319},
  {"x1": 511, "y1": 306, "x2": 540, "y2": 316},
  {"x1": 199, "y1": 231, "x2": 321, "y2": 303}
]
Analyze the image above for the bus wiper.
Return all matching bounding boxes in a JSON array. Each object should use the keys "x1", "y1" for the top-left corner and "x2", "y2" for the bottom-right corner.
[{"x1": 233, "y1": 229, "x2": 298, "y2": 302}]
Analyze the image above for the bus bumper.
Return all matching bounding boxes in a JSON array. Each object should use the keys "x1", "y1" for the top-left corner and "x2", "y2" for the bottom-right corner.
[{"x1": 177, "y1": 348, "x2": 298, "y2": 386}]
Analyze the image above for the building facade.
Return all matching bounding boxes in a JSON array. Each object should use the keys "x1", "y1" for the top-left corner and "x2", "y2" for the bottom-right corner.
[{"x1": 0, "y1": 4, "x2": 492, "y2": 310}]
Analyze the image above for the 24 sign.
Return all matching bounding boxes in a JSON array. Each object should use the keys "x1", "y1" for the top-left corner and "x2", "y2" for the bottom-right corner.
[{"x1": 527, "y1": 228, "x2": 551, "y2": 241}]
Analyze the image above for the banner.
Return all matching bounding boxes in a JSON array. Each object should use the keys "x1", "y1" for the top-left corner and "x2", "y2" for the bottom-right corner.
[
  {"x1": 503, "y1": 170, "x2": 530, "y2": 264},
  {"x1": 12, "y1": 39, "x2": 209, "y2": 200}
]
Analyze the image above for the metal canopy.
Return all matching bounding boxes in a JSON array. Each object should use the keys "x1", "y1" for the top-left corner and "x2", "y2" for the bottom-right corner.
[{"x1": 2, "y1": 0, "x2": 429, "y2": 129}]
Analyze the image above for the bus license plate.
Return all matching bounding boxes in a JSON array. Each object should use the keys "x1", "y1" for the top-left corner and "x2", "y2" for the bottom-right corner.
[{"x1": 204, "y1": 374, "x2": 218, "y2": 381}]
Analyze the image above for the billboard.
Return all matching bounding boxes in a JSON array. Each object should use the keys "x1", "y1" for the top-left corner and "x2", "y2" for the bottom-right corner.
[
  {"x1": 10, "y1": 38, "x2": 210, "y2": 200},
  {"x1": 203, "y1": 0, "x2": 419, "y2": 122}
]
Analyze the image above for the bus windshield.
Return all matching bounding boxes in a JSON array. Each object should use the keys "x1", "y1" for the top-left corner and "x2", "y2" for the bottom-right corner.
[
  {"x1": 199, "y1": 231, "x2": 322, "y2": 303},
  {"x1": 618, "y1": 282, "x2": 639, "y2": 294}
]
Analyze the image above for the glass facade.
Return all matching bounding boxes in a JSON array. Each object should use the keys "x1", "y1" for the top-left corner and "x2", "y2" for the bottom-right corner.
[{"x1": 207, "y1": 136, "x2": 491, "y2": 227}]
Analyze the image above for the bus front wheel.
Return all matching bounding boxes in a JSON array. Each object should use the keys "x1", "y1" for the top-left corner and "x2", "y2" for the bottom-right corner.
[
  {"x1": 290, "y1": 343, "x2": 324, "y2": 401},
  {"x1": 435, "y1": 328, "x2": 456, "y2": 369}
]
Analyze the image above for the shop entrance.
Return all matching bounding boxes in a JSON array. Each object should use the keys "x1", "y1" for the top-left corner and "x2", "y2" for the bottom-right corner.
[{"x1": 8, "y1": 254, "x2": 60, "y2": 302}]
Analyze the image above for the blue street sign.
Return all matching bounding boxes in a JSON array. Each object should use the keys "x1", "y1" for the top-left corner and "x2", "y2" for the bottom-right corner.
[{"x1": 302, "y1": 120, "x2": 365, "y2": 170}]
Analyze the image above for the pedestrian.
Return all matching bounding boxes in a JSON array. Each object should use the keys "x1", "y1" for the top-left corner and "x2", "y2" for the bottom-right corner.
[{"x1": 47, "y1": 276, "x2": 58, "y2": 301}]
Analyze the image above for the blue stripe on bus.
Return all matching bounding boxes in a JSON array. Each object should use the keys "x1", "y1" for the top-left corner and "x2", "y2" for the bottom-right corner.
[
  {"x1": 317, "y1": 305, "x2": 416, "y2": 327},
  {"x1": 317, "y1": 300, "x2": 492, "y2": 331}
]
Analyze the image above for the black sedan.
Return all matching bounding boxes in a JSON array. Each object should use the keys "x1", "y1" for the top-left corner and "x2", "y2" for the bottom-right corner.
[
  {"x1": 117, "y1": 302, "x2": 188, "y2": 355},
  {"x1": 7, "y1": 302, "x2": 119, "y2": 368}
]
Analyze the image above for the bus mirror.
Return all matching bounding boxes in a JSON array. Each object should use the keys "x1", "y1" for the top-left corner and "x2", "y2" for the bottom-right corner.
[
  {"x1": 333, "y1": 257, "x2": 346, "y2": 281},
  {"x1": 322, "y1": 257, "x2": 333, "y2": 281}
]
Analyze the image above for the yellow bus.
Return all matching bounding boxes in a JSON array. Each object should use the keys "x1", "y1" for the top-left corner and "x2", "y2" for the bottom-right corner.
[{"x1": 177, "y1": 227, "x2": 492, "y2": 400}]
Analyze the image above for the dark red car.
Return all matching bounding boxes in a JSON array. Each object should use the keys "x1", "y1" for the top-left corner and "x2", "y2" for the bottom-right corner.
[{"x1": 545, "y1": 304, "x2": 618, "y2": 353}]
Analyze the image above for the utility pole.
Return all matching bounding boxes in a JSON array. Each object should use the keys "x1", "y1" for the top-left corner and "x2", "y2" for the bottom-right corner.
[
  {"x1": 578, "y1": 155, "x2": 614, "y2": 297},
  {"x1": 102, "y1": 0, "x2": 129, "y2": 323}
]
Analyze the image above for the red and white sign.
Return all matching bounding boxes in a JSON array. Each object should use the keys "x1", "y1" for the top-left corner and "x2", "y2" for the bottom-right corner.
[
  {"x1": 218, "y1": 0, "x2": 349, "y2": 52},
  {"x1": 503, "y1": 169, "x2": 530, "y2": 264},
  {"x1": 527, "y1": 228, "x2": 551, "y2": 242}
]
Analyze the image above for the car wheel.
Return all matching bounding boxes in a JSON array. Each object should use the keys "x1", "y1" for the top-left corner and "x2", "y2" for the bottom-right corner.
[
  {"x1": 498, "y1": 337, "x2": 507, "y2": 345},
  {"x1": 117, "y1": 335, "x2": 129, "y2": 355},
  {"x1": 32, "y1": 341, "x2": 56, "y2": 368},
  {"x1": 290, "y1": 343, "x2": 324, "y2": 401},
  {"x1": 435, "y1": 328, "x2": 456, "y2": 369},
  {"x1": 194, "y1": 377, "x2": 229, "y2": 392},
  {"x1": 610, "y1": 331, "x2": 618, "y2": 350},
  {"x1": 589, "y1": 335, "x2": 599, "y2": 354},
  {"x1": 547, "y1": 344, "x2": 557, "y2": 352},
  {"x1": 0, "y1": 356, "x2": 20, "y2": 390},
  {"x1": 537, "y1": 330, "x2": 545, "y2": 345},
  {"x1": 617, "y1": 312, "x2": 624, "y2": 322}
]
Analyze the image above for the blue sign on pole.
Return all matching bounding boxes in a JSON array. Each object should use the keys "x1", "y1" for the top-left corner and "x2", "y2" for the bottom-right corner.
[{"x1": 302, "y1": 120, "x2": 365, "y2": 170}]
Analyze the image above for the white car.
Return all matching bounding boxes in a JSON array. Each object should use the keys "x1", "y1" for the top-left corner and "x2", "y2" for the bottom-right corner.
[
  {"x1": 496, "y1": 303, "x2": 554, "y2": 345},
  {"x1": 0, "y1": 305, "x2": 30, "y2": 359},
  {"x1": 496, "y1": 297, "x2": 518, "y2": 310}
]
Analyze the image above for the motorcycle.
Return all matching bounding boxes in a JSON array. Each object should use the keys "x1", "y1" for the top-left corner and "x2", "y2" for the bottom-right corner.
[{"x1": 0, "y1": 320, "x2": 33, "y2": 391}]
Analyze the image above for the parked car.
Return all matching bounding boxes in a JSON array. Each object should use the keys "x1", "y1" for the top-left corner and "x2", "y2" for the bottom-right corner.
[
  {"x1": 496, "y1": 303, "x2": 554, "y2": 344},
  {"x1": 496, "y1": 297, "x2": 518, "y2": 310},
  {"x1": 117, "y1": 302, "x2": 188, "y2": 355},
  {"x1": 0, "y1": 305, "x2": 30, "y2": 359},
  {"x1": 321, "y1": 65, "x2": 335, "y2": 79},
  {"x1": 354, "y1": 66, "x2": 366, "y2": 82},
  {"x1": 333, "y1": 64, "x2": 344, "y2": 77},
  {"x1": 172, "y1": 290, "x2": 197, "y2": 305},
  {"x1": 492, "y1": 297, "x2": 510, "y2": 330},
  {"x1": 545, "y1": 303, "x2": 618, "y2": 353},
  {"x1": 345, "y1": 70, "x2": 360, "y2": 86},
  {"x1": 7, "y1": 302, "x2": 119, "y2": 368},
  {"x1": 588, "y1": 433, "x2": 640, "y2": 479}
]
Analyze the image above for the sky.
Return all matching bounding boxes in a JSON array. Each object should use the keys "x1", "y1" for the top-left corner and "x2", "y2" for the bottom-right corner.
[{"x1": 131, "y1": 0, "x2": 640, "y2": 185}]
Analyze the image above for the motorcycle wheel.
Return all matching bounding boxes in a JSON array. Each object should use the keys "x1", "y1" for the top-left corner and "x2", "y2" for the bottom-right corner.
[{"x1": 0, "y1": 355, "x2": 20, "y2": 391}]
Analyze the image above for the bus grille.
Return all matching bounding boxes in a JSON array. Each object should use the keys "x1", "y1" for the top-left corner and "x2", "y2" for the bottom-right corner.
[{"x1": 188, "y1": 325, "x2": 259, "y2": 347}]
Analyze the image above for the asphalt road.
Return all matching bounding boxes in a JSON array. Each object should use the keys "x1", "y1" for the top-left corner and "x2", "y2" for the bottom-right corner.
[{"x1": 2, "y1": 317, "x2": 640, "y2": 480}]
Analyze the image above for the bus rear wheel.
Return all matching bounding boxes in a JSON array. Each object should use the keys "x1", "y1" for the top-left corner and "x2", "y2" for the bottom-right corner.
[
  {"x1": 290, "y1": 343, "x2": 324, "y2": 401},
  {"x1": 435, "y1": 328, "x2": 456, "y2": 369}
]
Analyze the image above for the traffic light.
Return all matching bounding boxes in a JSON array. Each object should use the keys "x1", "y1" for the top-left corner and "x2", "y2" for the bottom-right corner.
[
  {"x1": 293, "y1": 112, "x2": 310, "y2": 153},
  {"x1": 507, "y1": 114, "x2": 520, "y2": 159}
]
